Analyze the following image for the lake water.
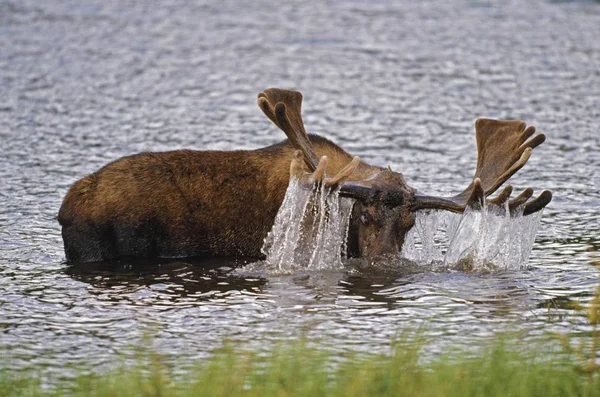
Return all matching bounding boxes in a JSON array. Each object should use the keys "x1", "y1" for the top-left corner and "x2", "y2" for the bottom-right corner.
[{"x1": 1, "y1": 0, "x2": 599, "y2": 378}]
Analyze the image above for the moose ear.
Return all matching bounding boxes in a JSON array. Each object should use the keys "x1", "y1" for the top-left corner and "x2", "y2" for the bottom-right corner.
[{"x1": 411, "y1": 119, "x2": 552, "y2": 215}]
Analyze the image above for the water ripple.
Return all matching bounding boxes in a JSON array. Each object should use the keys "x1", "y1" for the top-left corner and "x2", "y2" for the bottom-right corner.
[{"x1": 0, "y1": 0, "x2": 599, "y2": 379}]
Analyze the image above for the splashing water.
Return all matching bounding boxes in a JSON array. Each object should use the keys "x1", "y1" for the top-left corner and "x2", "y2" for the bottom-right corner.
[
  {"x1": 265, "y1": 179, "x2": 544, "y2": 272},
  {"x1": 402, "y1": 201, "x2": 544, "y2": 271},
  {"x1": 261, "y1": 178, "x2": 354, "y2": 273}
]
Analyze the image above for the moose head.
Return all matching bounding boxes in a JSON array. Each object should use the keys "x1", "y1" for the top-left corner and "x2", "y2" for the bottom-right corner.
[{"x1": 257, "y1": 88, "x2": 552, "y2": 261}]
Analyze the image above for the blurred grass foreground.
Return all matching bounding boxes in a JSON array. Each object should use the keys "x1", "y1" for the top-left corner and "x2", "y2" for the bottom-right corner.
[{"x1": 2, "y1": 334, "x2": 599, "y2": 397}]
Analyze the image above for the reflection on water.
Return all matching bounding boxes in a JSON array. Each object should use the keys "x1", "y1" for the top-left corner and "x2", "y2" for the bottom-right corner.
[
  {"x1": 65, "y1": 258, "x2": 267, "y2": 302},
  {"x1": 1, "y1": 0, "x2": 600, "y2": 380}
]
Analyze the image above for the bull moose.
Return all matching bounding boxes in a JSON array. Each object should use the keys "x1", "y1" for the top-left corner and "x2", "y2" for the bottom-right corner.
[{"x1": 58, "y1": 88, "x2": 552, "y2": 263}]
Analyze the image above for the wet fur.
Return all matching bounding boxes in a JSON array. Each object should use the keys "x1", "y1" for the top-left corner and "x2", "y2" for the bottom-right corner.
[{"x1": 58, "y1": 135, "x2": 381, "y2": 262}]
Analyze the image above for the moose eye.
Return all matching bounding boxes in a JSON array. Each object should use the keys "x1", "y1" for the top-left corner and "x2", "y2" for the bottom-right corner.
[{"x1": 360, "y1": 213, "x2": 372, "y2": 225}]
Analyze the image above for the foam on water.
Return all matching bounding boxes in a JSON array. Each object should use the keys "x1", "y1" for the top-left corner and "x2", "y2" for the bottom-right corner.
[
  {"x1": 261, "y1": 178, "x2": 354, "y2": 273},
  {"x1": 402, "y1": 201, "x2": 544, "y2": 271}
]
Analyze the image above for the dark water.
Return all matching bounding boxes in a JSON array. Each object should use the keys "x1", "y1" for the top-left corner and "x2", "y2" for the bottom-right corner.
[{"x1": 1, "y1": 0, "x2": 599, "y2": 377}]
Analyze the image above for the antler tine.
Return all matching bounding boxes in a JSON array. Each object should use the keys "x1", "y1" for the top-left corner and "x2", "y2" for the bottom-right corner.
[
  {"x1": 508, "y1": 188, "x2": 534, "y2": 210},
  {"x1": 487, "y1": 185, "x2": 513, "y2": 206},
  {"x1": 523, "y1": 190, "x2": 552, "y2": 216},
  {"x1": 327, "y1": 156, "x2": 360, "y2": 186},
  {"x1": 480, "y1": 147, "x2": 533, "y2": 197},
  {"x1": 258, "y1": 88, "x2": 320, "y2": 171}
]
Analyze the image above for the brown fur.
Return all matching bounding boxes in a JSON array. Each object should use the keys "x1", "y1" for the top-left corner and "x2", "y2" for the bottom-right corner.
[{"x1": 58, "y1": 135, "x2": 382, "y2": 262}]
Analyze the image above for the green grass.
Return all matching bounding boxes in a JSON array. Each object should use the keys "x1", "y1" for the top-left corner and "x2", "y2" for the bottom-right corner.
[{"x1": 2, "y1": 336, "x2": 599, "y2": 397}]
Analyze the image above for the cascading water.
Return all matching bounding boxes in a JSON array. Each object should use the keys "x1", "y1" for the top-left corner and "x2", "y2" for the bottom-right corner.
[
  {"x1": 264, "y1": 179, "x2": 544, "y2": 272},
  {"x1": 401, "y1": 201, "x2": 544, "y2": 271},
  {"x1": 261, "y1": 177, "x2": 354, "y2": 273},
  {"x1": 401, "y1": 210, "x2": 455, "y2": 263}
]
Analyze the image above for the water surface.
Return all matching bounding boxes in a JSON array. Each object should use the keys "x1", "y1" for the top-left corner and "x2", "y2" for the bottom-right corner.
[{"x1": 1, "y1": 0, "x2": 599, "y2": 378}]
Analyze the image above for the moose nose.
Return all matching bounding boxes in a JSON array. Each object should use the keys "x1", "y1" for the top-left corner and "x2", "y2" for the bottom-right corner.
[{"x1": 365, "y1": 224, "x2": 399, "y2": 263}]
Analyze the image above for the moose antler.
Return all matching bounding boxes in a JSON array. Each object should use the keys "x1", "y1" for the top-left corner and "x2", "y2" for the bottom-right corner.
[
  {"x1": 258, "y1": 88, "x2": 361, "y2": 186},
  {"x1": 258, "y1": 89, "x2": 551, "y2": 216},
  {"x1": 258, "y1": 88, "x2": 320, "y2": 172},
  {"x1": 412, "y1": 119, "x2": 552, "y2": 215}
]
